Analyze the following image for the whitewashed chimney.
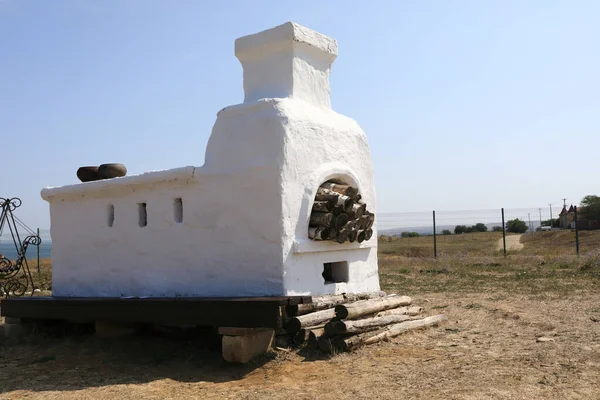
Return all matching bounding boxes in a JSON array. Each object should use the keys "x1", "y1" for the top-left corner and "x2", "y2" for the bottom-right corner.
[{"x1": 234, "y1": 22, "x2": 338, "y2": 108}]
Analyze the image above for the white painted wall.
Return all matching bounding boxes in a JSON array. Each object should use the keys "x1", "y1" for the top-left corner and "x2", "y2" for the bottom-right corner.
[{"x1": 42, "y1": 22, "x2": 379, "y2": 297}]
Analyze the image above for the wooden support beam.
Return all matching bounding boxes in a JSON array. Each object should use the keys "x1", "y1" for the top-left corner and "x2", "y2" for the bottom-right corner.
[
  {"x1": 95, "y1": 322, "x2": 137, "y2": 338},
  {"x1": 0, "y1": 296, "x2": 308, "y2": 329}
]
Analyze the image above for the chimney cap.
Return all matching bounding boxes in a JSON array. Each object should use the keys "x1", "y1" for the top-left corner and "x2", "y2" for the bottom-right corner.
[{"x1": 235, "y1": 21, "x2": 338, "y2": 61}]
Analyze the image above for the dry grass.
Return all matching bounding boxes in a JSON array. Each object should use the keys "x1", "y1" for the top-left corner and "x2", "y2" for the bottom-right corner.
[
  {"x1": 1, "y1": 235, "x2": 600, "y2": 399},
  {"x1": 379, "y1": 232, "x2": 505, "y2": 258},
  {"x1": 28, "y1": 258, "x2": 53, "y2": 292},
  {"x1": 520, "y1": 230, "x2": 600, "y2": 256}
]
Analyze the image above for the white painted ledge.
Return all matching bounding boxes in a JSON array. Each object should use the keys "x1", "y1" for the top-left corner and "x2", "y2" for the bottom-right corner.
[
  {"x1": 41, "y1": 166, "x2": 197, "y2": 202},
  {"x1": 292, "y1": 238, "x2": 376, "y2": 254}
]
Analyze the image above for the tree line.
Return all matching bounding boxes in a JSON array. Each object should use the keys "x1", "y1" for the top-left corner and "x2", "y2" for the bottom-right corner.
[{"x1": 397, "y1": 195, "x2": 600, "y2": 239}]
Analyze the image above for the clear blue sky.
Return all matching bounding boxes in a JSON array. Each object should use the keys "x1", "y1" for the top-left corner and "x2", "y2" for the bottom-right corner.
[{"x1": 1, "y1": 0, "x2": 599, "y2": 230}]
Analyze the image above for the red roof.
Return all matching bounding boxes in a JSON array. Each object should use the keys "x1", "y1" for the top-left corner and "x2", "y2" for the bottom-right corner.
[{"x1": 560, "y1": 206, "x2": 568, "y2": 215}]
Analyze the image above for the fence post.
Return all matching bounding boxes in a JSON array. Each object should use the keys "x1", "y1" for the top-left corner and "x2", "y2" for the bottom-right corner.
[
  {"x1": 37, "y1": 227, "x2": 40, "y2": 274},
  {"x1": 574, "y1": 206, "x2": 580, "y2": 257},
  {"x1": 501, "y1": 208, "x2": 507, "y2": 257},
  {"x1": 433, "y1": 210, "x2": 437, "y2": 259}
]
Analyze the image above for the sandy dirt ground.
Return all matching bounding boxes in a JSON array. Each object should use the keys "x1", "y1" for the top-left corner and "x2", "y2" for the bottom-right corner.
[
  {"x1": 498, "y1": 234, "x2": 524, "y2": 251},
  {"x1": 1, "y1": 288, "x2": 599, "y2": 400}
]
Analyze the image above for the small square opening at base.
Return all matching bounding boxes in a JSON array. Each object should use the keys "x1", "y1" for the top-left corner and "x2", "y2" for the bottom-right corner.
[{"x1": 322, "y1": 261, "x2": 349, "y2": 284}]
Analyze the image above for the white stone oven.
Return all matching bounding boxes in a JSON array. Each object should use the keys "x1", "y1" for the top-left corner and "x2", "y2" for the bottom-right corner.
[{"x1": 41, "y1": 22, "x2": 380, "y2": 298}]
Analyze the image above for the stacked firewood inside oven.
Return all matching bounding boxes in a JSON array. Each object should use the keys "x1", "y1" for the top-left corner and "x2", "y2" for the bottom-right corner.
[
  {"x1": 276, "y1": 292, "x2": 448, "y2": 354},
  {"x1": 308, "y1": 182, "x2": 375, "y2": 243}
]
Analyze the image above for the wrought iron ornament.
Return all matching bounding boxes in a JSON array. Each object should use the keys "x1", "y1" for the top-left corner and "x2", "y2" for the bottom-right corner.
[{"x1": 0, "y1": 197, "x2": 41, "y2": 298}]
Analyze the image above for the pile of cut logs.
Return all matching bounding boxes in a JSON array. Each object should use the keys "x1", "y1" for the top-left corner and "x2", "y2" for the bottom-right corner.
[
  {"x1": 277, "y1": 292, "x2": 447, "y2": 354},
  {"x1": 308, "y1": 182, "x2": 375, "y2": 243}
]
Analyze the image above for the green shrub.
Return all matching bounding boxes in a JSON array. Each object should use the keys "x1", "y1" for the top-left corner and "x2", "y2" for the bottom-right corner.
[
  {"x1": 506, "y1": 218, "x2": 528, "y2": 233},
  {"x1": 401, "y1": 231, "x2": 420, "y2": 238}
]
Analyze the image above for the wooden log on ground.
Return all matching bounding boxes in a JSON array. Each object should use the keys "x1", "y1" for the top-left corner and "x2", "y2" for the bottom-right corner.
[
  {"x1": 363, "y1": 314, "x2": 448, "y2": 345},
  {"x1": 308, "y1": 226, "x2": 330, "y2": 241},
  {"x1": 292, "y1": 323, "x2": 327, "y2": 345},
  {"x1": 286, "y1": 292, "x2": 386, "y2": 317},
  {"x1": 320, "y1": 182, "x2": 358, "y2": 198},
  {"x1": 284, "y1": 308, "x2": 337, "y2": 334},
  {"x1": 325, "y1": 314, "x2": 413, "y2": 335},
  {"x1": 275, "y1": 334, "x2": 293, "y2": 348},
  {"x1": 325, "y1": 315, "x2": 448, "y2": 353},
  {"x1": 374, "y1": 306, "x2": 422, "y2": 318},
  {"x1": 310, "y1": 212, "x2": 333, "y2": 228},
  {"x1": 317, "y1": 335, "x2": 335, "y2": 354},
  {"x1": 320, "y1": 327, "x2": 388, "y2": 354},
  {"x1": 335, "y1": 295, "x2": 412, "y2": 320},
  {"x1": 375, "y1": 306, "x2": 408, "y2": 317},
  {"x1": 307, "y1": 327, "x2": 326, "y2": 348},
  {"x1": 406, "y1": 306, "x2": 422, "y2": 316},
  {"x1": 285, "y1": 291, "x2": 386, "y2": 317},
  {"x1": 293, "y1": 329, "x2": 309, "y2": 345},
  {"x1": 312, "y1": 200, "x2": 335, "y2": 213}
]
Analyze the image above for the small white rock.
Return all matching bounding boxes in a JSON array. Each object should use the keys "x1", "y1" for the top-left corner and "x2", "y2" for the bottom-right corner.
[{"x1": 536, "y1": 337, "x2": 555, "y2": 343}]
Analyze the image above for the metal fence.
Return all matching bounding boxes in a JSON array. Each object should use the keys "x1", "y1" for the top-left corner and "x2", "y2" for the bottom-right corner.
[{"x1": 378, "y1": 207, "x2": 600, "y2": 258}]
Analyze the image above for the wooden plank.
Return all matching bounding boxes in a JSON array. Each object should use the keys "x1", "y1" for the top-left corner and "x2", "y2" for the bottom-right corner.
[
  {"x1": 218, "y1": 327, "x2": 272, "y2": 336},
  {"x1": 2, "y1": 295, "x2": 311, "y2": 305},
  {"x1": 0, "y1": 296, "x2": 305, "y2": 329}
]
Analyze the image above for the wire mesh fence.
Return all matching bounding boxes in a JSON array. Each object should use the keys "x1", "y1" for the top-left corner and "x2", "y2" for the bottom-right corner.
[{"x1": 378, "y1": 207, "x2": 600, "y2": 258}]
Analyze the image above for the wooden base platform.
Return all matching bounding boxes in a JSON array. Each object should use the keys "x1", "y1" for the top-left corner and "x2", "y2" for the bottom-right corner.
[{"x1": 0, "y1": 295, "x2": 311, "y2": 329}]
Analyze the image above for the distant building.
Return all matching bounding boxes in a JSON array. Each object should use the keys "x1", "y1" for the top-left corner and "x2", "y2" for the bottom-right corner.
[
  {"x1": 559, "y1": 205, "x2": 575, "y2": 229},
  {"x1": 559, "y1": 204, "x2": 600, "y2": 230}
]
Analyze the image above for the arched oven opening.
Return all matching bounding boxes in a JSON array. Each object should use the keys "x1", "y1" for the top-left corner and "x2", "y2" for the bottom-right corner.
[{"x1": 307, "y1": 179, "x2": 374, "y2": 244}]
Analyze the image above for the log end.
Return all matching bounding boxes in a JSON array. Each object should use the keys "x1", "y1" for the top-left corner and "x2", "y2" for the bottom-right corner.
[
  {"x1": 317, "y1": 336, "x2": 334, "y2": 354},
  {"x1": 292, "y1": 329, "x2": 308, "y2": 345},
  {"x1": 284, "y1": 304, "x2": 299, "y2": 318},
  {"x1": 335, "y1": 213, "x2": 349, "y2": 230},
  {"x1": 324, "y1": 320, "x2": 346, "y2": 336},
  {"x1": 334, "y1": 305, "x2": 349, "y2": 320},
  {"x1": 283, "y1": 318, "x2": 302, "y2": 334}
]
